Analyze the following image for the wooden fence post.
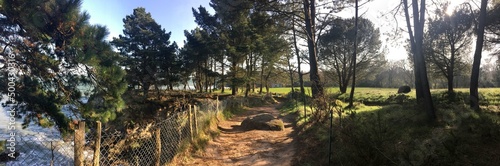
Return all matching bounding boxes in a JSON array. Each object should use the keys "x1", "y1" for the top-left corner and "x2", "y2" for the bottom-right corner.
[
  {"x1": 188, "y1": 105, "x2": 193, "y2": 141},
  {"x1": 155, "y1": 128, "x2": 161, "y2": 166},
  {"x1": 193, "y1": 105, "x2": 198, "y2": 135},
  {"x1": 93, "y1": 121, "x2": 101, "y2": 166},
  {"x1": 74, "y1": 121, "x2": 85, "y2": 166}
]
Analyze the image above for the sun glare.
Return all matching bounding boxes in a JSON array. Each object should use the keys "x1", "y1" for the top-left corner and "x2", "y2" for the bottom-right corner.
[{"x1": 446, "y1": 0, "x2": 466, "y2": 15}]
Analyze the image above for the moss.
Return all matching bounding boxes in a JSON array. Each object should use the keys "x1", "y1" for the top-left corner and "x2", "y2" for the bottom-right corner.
[
  {"x1": 241, "y1": 113, "x2": 284, "y2": 131},
  {"x1": 267, "y1": 119, "x2": 285, "y2": 131}
]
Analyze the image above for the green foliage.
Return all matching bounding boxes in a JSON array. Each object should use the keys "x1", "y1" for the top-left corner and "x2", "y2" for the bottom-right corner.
[
  {"x1": 192, "y1": 0, "x2": 289, "y2": 95},
  {"x1": 270, "y1": 87, "x2": 500, "y2": 106},
  {"x1": 424, "y1": 2, "x2": 474, "y2": 91},
  {"x1": 222, "y1": 97, "x2": 247, "y2": 119},
  {"x1": 294, "y1": 94, "x2": 500, "y2": 165},
  {"x1": 112, "y1": 7, "x2": 178, "y2": 95},
  {"x1": 179, "y1": 26, "x2": 222, "y2": 93},
  {"x1": 0, "y1": 0, "x2": 126, "y2": 134},
  {"x1": 386, "y1": 94, "x2": 412, "y2": 104},
  {"x1": 318, "y1": 17, "x2": 386, "y2": 93}
]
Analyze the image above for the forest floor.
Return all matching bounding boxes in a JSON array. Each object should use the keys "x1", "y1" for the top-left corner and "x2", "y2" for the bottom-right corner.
[{"x1": 175, "y1": 104, "x2": 297, "y2": 166}]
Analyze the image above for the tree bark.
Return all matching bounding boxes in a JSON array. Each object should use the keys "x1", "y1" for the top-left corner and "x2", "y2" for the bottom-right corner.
[
  {"x1": 339, "y1": 84, "x2": 348, "y2": 94},
  {"x1": 245, "y1": 83, "x2": 250, "y2": 97},
  {"x1": 259, "y1": 62, "x2": 264, "y2": 94},
  {"x1": 348, "y1": 0, "x2": 359, "y2": 108},
  {"x1": 303, "y1": 0, "x2": 323, "y2": 99},
  {"x1": 205, "y1": 61, "x2": 209, "y2": 93},
  {"x1": 404, "y1": 0, "x2": 437, "y2": 120},
  {"x1": 143, "y1": 82, "x2": 150, "y2": 100},
  {"x1": 245, "y1": 52, "x2": 253, "y2": 96},
  {"x1": 403, "y1": 0, "x2": 423, "y2": 100},
  {"x1": 447, "y1": 75, "x2": 454, "y2": 93},
  {"x1": 287, "y1": 56, "x2": 295, "y2": 97},
  {"x1": 221, "y1": 60, "x2": 225, "y2": 93},
  {"x1": 265, "y1": 70, "x2": 272, "y2": 94},
  {"x1": 470, "y1": 0, "x2": 488, "y2": 110},
  {"x1": 231, "y1": 60, "x2": 237, "y2": 95},
  {"x1": 292, "y1": 15, "x2": 305, "y2": 96},
  {"x1": 448, "y1": 46, "x2": 456, "y2": 93}
]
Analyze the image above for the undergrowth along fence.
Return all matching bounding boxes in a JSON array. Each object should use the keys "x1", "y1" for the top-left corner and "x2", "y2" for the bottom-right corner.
[{"x1": 2, "y1": 97, "x2": 222, "y2": 166}]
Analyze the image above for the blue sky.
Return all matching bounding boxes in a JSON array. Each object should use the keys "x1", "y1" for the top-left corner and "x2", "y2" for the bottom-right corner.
[
  {"x1": 81, "y1": 0, "x2": 213, "y2": 47},
  {"x1": 80, "y1": 0, "x2": 471, "y2": 62}
]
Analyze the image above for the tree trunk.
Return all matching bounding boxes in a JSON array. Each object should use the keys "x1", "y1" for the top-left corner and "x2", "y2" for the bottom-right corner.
[
  {"x1": 183, "y1": 80, "x2": 187, "y2": 90},
  {"x1": 252, "y1": 82, "x2": 255, "y2": 93},
  {"x1": 414, "y1": 0, "x2": 436, "y2": 120},
  {"x1": 231, "y1": 61, "x2": 237, "y2": 95},
  {"x1": 205, "y1": 62, "x2": 209, "y2": 93},
  {"x1": 303, "y1": 0, "x2": 323, "y2": 99},
  {"x1": 143, "y1": 82, "x2": 150, "y2": 100},
  {"x1": 245, "y1": 52, "x2": 252, "y2": 96},
  {"x1": 448, "y1": 46, "x2": 456, "y2": 93},
  {"x1": 266, "y1": 83, "x2": 270, "y2": 94},
  {"x1": 470, "y1": 0, "x2": 488, "y2": 110},
  {"x1": 447, "y1": 75, "x2": 454, "y2": 93},
  {"x1": 339, "y1": 84, "x2": 348, "y2": 94},
  {"x1": 220, "y1": 60, "x2": 226, "y2": 93},
  {"x1": 288, "y1": 56, "x2": 295, "y2": 97},
  {"x1": 403, "y1": 0, "x2": 423, "y2": 100},
  {"x1": 245, "y1": 83, "x2": 250, "y2": 97},
  {"x1": 293, "y1": 16, "x2": 305, "y2": 96},
  {"x1": 404, "y1": 0, "x2": 436, "y2": 120},
  {"x1": 348, "y1": 0, "x2": 359, "y2": 108},
  {"x1": 221, "y1": 60, "x2": 225, "y2": 93},
  {"x1": 211, "y1": 59, "x2": 215, "y2": 93},
  {"x1": 252, "y1": 53, "x2": 258, "y2": 93},
  {"x1": 197, "y1": 68, "x2": 203, "y2": 93},
  {"x1": 265, "y1": 70, "x2": 272, "y2": 94},
  {"x1": 260, "y1": 64, "x2": 264, "y2": 94}
]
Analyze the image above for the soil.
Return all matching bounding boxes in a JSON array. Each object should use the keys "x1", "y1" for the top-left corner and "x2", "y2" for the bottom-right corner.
[{"x1": 177, "y1": 104, "x2": 297, "y2": 166}]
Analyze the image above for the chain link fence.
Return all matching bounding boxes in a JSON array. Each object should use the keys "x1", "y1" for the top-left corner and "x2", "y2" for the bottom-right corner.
[
  {"x1": 2, "y1": 98, "x2": 223, "y2": 166},
  {"x1": 1, "y1": 134, "x2": 75, "y2": 166}
]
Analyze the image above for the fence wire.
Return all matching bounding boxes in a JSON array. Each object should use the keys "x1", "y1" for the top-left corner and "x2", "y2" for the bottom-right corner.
[
  {"x1": 2, "y1": 134, "x2": 75, "y2": 166},
  {"x1": 2, "y1": 99, "x2": 222, "y2": 166}
]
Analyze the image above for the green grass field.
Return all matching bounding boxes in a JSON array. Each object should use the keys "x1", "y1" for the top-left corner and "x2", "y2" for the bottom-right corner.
[
  {"x1": 219, "y1": 87, "x2": 500, "y2": 105},
  {"x1": 276, "y1": 87, "x2": 500, "y2": 165},
  {"x1": 267, "y1": 87, "x2": 500, "y2": 96}
]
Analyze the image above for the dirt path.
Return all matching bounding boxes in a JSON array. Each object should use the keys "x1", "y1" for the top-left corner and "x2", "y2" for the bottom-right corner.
[{"x1": 179, "y1": 105, "x2": 296, "y2": 166}]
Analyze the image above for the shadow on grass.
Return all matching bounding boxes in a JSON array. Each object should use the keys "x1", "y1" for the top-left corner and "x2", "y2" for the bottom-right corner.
[{"x1": 291, "y1": 101, "x2": 500, "y2": 166}]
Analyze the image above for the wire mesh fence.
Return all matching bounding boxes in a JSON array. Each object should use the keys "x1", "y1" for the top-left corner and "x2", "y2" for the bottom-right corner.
[
  {"x1": 1, "y1": 98, "x2": 223, "y2": 166},
  {"x1": 1, "y1": 134, "x2": 75, "y2": 166}
]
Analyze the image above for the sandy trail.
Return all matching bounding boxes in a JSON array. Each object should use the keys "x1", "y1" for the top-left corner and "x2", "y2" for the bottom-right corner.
[{"x1": 178, "y1": 105, "x2": 296, "y2": 166}]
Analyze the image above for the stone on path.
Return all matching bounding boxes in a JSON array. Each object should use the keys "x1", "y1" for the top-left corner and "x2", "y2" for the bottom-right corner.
[{"x1": 241, "y1": 113, "x2": 284, "y2": 131}]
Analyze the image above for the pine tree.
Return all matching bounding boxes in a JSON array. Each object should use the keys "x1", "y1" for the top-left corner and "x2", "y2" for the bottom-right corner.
[
  {"x1": 0, "y1": 0, "x2": 126, "y2": 135},
  {"x1": 112, "y1": 7, "x2": 177, "y2": 98}
]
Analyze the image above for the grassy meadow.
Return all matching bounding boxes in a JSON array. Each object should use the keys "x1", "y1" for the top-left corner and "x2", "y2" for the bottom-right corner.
[
  {"x1": 274, "y1": 87, "x2": 500, "y2": 165},
  {"x1": 232, "y1": 87, "x2": 500, "y2": 105},
  {"x1": 212, "y1": 86, "x2": 500, "y2": 165}
]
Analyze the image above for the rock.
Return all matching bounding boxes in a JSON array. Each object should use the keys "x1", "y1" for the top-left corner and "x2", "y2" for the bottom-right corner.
[
  {"x1": 241, "y1": 113, "x2": 284, "y2": 131},
  {"x1": 397, "y1": 86, "x2": 411, "y2": 94},
  {"x1": 264, "y1": 93, "x2": 278, "y2": 104}
]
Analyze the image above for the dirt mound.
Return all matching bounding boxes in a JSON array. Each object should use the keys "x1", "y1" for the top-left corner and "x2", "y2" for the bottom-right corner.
[{"x1": 241, "y1": 113, "x2": 284, "y2": 131}]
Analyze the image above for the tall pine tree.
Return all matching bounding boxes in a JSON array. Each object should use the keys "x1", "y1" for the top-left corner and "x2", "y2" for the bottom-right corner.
[{"x1": 112, "y1": 7, "x2": 178, "y2": 98}]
